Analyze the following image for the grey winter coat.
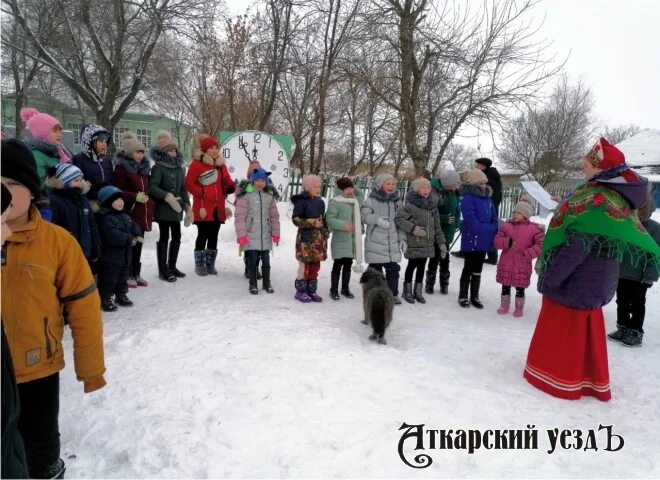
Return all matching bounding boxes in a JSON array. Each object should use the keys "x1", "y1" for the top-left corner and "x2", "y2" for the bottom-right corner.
[
  {"x1": 362, "y1": 188, "x2": 403, "y2": 264},
  {"x1": 396, "y1": 191, "x2": 446, "y2": 259},
  {"x1": 234, "y1": 181, "x2": 281, "y2": 251}
]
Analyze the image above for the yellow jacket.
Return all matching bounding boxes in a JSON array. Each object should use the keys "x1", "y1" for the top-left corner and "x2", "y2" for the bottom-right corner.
[{"x1": 1, "y1": 207, "x2": 106, "y2": 391}]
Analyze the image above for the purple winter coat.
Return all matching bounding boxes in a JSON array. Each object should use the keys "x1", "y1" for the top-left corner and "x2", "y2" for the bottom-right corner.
[
  {"x1": 493, "y1": 219, "x2": 545, "y2": 288},
  {"x1": 538, "y1": 175, "x2": 649, "y2": 310}
]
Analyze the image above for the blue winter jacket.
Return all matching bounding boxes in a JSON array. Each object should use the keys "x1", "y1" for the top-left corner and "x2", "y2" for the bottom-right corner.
[
  {"x1": 459, "y1": 183, "x2": 498, "y2": 252},
  {"x1": 46, "y1": 178, "x2": 101, "y2": 260},
  {"x1": 97, "y1": 208, "x2": 141, "y2": 267}
]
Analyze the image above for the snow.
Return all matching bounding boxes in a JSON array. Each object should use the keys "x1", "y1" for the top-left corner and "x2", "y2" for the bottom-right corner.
[
  {"x1": 58, "y1": 203, "x2": 660, "y2": 478},
  {"x1": 616, "y1": 130, "x2": 660, "y2": 168}
]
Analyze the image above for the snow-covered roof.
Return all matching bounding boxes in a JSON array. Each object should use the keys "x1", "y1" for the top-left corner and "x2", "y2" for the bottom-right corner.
[{"x1": 616, "y1": 129, "x2": 660, "y2": 167}]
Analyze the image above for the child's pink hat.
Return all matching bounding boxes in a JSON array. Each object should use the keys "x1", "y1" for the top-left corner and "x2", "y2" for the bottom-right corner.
[{"x1": 20, "y1": 107, "x2": 61, "y2": 142}]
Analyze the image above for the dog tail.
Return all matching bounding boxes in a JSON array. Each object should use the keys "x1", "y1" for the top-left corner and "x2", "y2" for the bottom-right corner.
[{"x1": 370, "y1": 291, "x2": 391, "y2": 338}]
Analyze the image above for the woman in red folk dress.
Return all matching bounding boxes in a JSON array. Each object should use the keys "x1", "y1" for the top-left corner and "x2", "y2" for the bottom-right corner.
[{"x1": 524, "y1": 137, "x2": 660, "y2": 401}]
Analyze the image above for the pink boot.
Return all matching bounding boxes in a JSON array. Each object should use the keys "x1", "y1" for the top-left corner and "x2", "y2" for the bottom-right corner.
[
  {"x1": 513, "y1": 296, "x2": 525, "y2": 317},
  {"x1": 497, "y1": 294, "x2": 510, "y2": 314}
]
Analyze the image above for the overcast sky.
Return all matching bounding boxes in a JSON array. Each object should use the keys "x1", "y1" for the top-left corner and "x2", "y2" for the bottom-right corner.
[{"x1": 224, "y1": 0, "x2": 660, "y2": 133}]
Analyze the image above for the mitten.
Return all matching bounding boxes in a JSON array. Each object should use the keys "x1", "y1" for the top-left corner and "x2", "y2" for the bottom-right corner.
[
  {"x1": 184, "y1": 208, "x2": 194, "y2": 227},
  {"x1": 136, "y1": 236, "x2": 144, "y2": 244},
  {"x1": 136, "y1": 191, "x2": 149, "y2": 203},
  {"x1": 84, "y1": 375, "x2": 106, "y2": 393},
  {"x1": 439, "y1": 243, "x2": 448, "y2": 259},
  {"x1": 238, "y1": 236, "x2": 249, "y2": 246},
  {"x1": 225, "y1": 206, "x2": 233, "y2": 220},
  {"x1": 81, "y1": 180, "x2": 91, "y2": 195},
  {"x1": 272, "y1": 236, "x2": 280, "y2": 246},
  {"x1": 199, "y1": 207, "x2": 207, "y2": 219},
  {"x1": 376, "y1": 218, "x2": 390, "y2": 229},
  {"x1": 131, "y1": 237, "x2": 138, "y2": 246},
  {"x1": 412, "y1": 225, "x2": 427, "y2": 237},
  {"x1": 164, "y1": 193, "x2": 182, "y2": 213}
]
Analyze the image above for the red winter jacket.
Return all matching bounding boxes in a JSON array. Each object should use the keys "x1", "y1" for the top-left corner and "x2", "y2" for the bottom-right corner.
[
  {"x1": 113, "y1": 154, "x2": 154, "y2": 232},
  {"x1": 185, "y1": 154, "x2": 236, "y2": 222}
]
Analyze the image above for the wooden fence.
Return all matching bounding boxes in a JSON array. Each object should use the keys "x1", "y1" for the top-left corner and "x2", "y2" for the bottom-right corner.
[{"x1": 283, "y1": 170, "x2": 572, "y2": 219}]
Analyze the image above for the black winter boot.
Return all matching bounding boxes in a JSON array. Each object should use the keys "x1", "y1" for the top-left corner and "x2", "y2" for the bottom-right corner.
[
  {"x1": 414, "y1": 282, "x2": 426, "y2": 303},
  {"x1": 470, "y1": 274, "x2": 484, "y2": 309},
  {"x1": 402, "y1": 282, "x2": 415, "y2": 304},
  {"x1": 168, "y1": 241, "x2": 186, "y2": 278},
  {"x1": 101, "y1": 297, "x2": 118, "y2": 312},
  {"x1": 194, "y1": 250, "x2": 208, "y2": 276},
  {"x1": 340, "y1": 267, "x2": 354, "y2": 299},
  {"x1": 262, "y1": 267, "x2": 274, "y2": 293},
  {"x1": 458, "y1": 277, "x2": 470, "y2": 308},
  {"x1": 157, "y1": 242, "x2": 176, "y2": 282},
  {"x1": 425, "y1": 269, "x2": 436, "y2": 294},
  {"x1": 116, "y1": 293, "x2": 134, "y2": 307},
  {"x1": 439, "y1": 270, "x2": 450, "y2": 295},
  {"x1": 248, "y1": 267, "x2": 259, "y2": 294},
  {"x1": 330, "y1": 268, "x2": 341, "y2": 300},
  {"x1": 607, "y1": 325, "x2": 628, "y2": 342}
]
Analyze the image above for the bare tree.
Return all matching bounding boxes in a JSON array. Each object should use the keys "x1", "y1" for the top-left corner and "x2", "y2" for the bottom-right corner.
[
  {"x1": 499, "y1": 77, "x2": 595, "y2": 186},
  {"x1": 601, "y1": 124, "x2": 643, "y2": 145},
  {"x1": 2, "y1": 0, "x2": 215, "y2": 136},
  {"x1": 439, "y1": 142, "x2": 479, "y2": 174}
]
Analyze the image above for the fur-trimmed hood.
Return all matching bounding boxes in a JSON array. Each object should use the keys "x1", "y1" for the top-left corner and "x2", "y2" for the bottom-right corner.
[
  {"x1": 405, "y1": 190, "x2": 439, "y2": 210},
  {"x1": 199, "y1": 152, "x2": 225, "y2": 168},
  {"x1": 458, "y1": 183, "x2": 493, "y2": 198},
  {"x1": 150, "y1": 146, "x2": 184, "y2": 168},
  {"x1": 235, "y1": 178, "x2": 280, "y2": 200},
  {"x1": 368, "y1": 187, "x2": 401, "y2": 203},
  {"x1": 44, "y1": 176, "x2": 90, "y2": 196},
  {"x1": 114, "y1": 151, "x2": 151, "y2": 176}
]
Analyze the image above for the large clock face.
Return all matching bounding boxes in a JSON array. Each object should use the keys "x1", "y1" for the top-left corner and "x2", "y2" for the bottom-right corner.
[{"x1": 221, "y1": 130, "x2": 291, "y2": 197}]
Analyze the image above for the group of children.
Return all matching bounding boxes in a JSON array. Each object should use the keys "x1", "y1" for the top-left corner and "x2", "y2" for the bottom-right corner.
[{"x1": 290, "y1": 168, "x2": 548, "y2": 319}]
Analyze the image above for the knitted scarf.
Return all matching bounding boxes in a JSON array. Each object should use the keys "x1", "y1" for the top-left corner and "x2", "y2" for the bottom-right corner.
[
  {"x1": 540, "y1": 180, "x2": 660, "y2": 274},
  {"x1": 331, "y1": 195, "x2": 364, "y2": 272}
]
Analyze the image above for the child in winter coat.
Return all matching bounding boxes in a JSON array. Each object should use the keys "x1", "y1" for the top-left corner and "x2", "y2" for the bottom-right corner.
[
  {"x1": 426, "y1": 169, "x2": 461, "y2": 295},
  {"x1": 149, "y1": 130, "x2": 191, "y2": 282},
  {"x1": 72, "y1": 124, "x2": 113, "y2": 189},
  {"x1": 234, "y1": 168, "x2": 280, "y2": 294},
  {"x1": 361, "y1": 173, "x2": 404, "y2": 304},
  {"x1": 458, "y1": 169, "x2": 499, "y2": 308},
  {"x1": 241, "y1": 160, "x2": 268, "y2": 280},
  {"x1": 492, "y1": 196, "x2": 544, "y2": 317},
  {"x1": 96, "y1": 186, "x2": 142, "y2": 312},
  {"x1": 608, "y1": 195, "x2": 660, "y2": 347},
  {"x1": 326, "y1": 177, "x2": 365, "y2": 300},
  {"x1": 291, "y1": 174, "x2": 329, "y2": 302},
  {"x1": 185, "y1": 134, "x2": 236, "y2": 277},
  {"x1": 20, "y1": 108, "x2": 72, "y2": 183},
  {"x1": 45, "y1": 164, "x2": 101, "y2": 268},
  {"x1": 395, "y1": 177, "x2": 447, "y2": 304},
  {"x1": 1, "y1": 139, "x2": 105, "y2": 479},
  {"x1": 114, "y1": 131, "x2": 154, "y2": 288}
]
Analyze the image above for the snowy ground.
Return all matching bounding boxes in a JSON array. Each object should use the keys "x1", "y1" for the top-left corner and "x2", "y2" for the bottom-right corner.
[{"x1": 58, "y1": 204, "x2": 660, "y2": 478}]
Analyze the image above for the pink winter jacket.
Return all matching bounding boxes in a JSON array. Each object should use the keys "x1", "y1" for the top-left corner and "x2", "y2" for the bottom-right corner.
[{"x1": 493, "y1": 219, "x2": 545, "y2": 288}]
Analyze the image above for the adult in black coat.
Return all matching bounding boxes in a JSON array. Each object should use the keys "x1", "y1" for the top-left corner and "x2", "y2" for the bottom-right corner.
[
  {"x1": 475, "y1": 157, "x2": 502, "y2": 264},
  {"x1": 1, "y1": 183, "x2": 30, "y2": 479}
]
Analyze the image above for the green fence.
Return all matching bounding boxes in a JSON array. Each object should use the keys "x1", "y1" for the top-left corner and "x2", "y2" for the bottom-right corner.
[{"x1": 284, "y1": 171, "x2": 572, "y2": 219}]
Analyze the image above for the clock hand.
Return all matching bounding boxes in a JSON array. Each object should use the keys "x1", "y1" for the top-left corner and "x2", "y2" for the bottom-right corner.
[{"x1": 240, "y1": 141, "x2": 251, "y2": 162}]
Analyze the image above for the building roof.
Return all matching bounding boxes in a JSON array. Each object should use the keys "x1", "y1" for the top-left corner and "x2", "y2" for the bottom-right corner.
[{"x1": 616, "y1": 129, "x2": 660, "y2": 168}]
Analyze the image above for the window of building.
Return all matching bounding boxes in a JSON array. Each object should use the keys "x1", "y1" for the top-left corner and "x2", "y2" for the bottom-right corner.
[
  {"x1": 67, "y1": 123, "x2": 83, "y2": 144},
  {"x1": 136, "y1": 129, "x2": 152, "y2": 148},
  {"x1": 114, "y1": 127, "x2": 129, "y2": 147}
]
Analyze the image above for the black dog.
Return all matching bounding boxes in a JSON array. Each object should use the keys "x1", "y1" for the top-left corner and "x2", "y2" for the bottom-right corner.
[{"x1": 359, "y1": 268, "x2": 394, "y2": 345}]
